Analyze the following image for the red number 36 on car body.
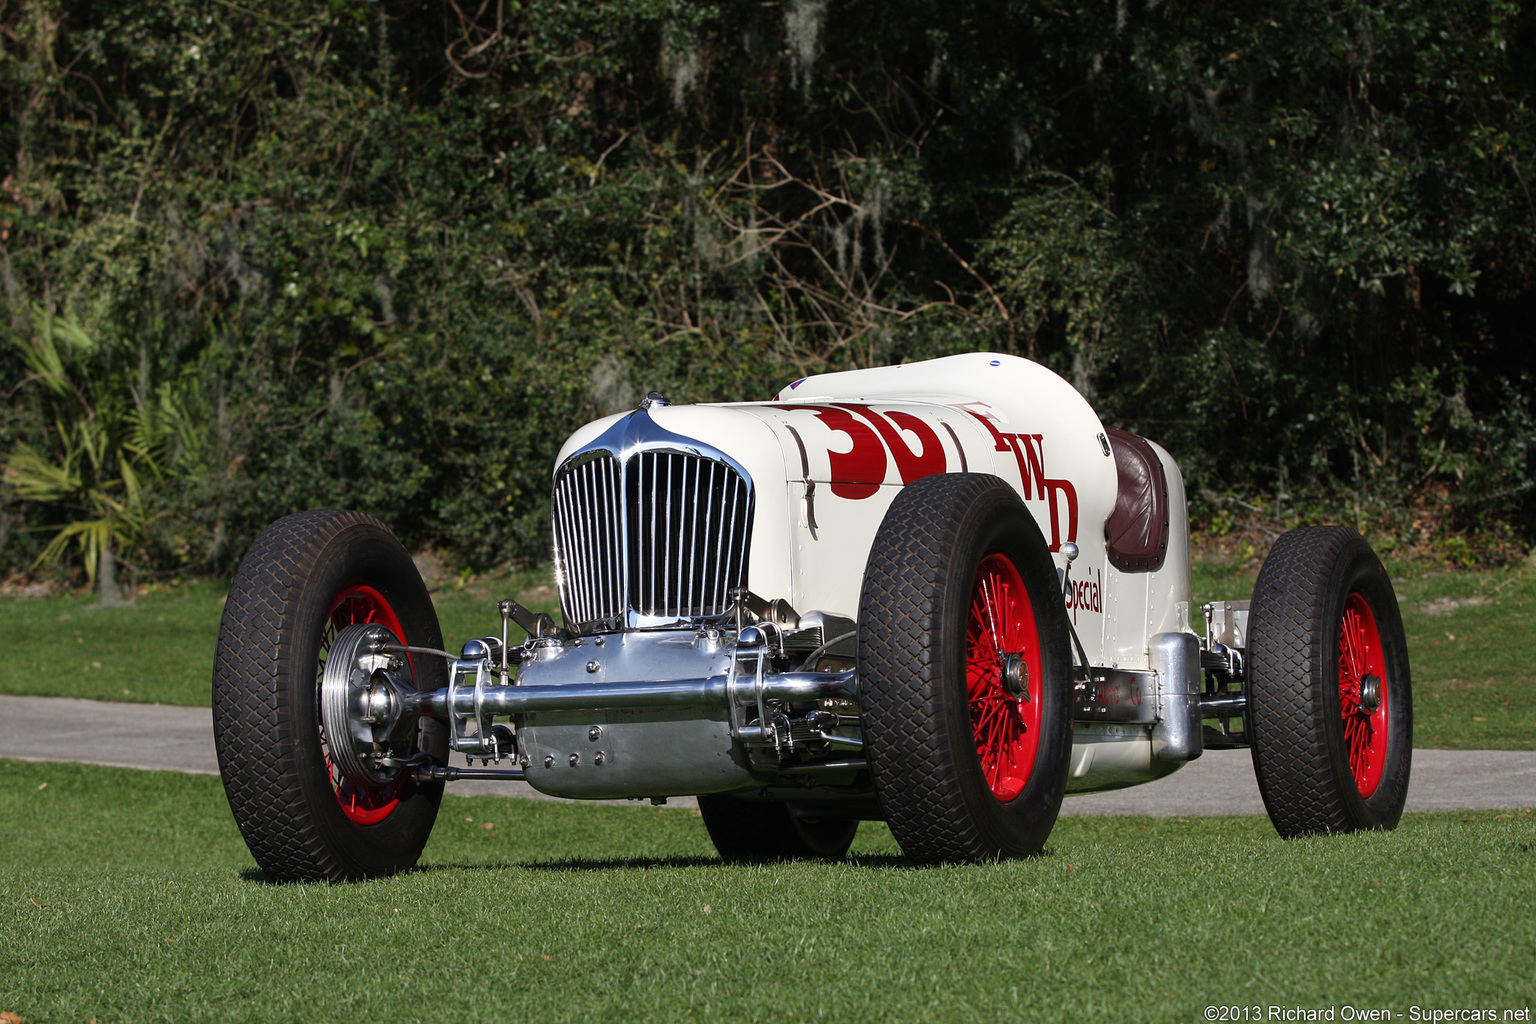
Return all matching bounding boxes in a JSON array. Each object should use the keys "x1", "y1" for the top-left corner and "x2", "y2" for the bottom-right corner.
[{"x1": 212, "y1": 353, "x2": 1412, "y2": 880}]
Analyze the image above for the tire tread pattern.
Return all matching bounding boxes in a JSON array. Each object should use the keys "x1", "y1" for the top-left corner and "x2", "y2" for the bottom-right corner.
[{"x1": 861, "y1": 479, "x2": 983, "y2": 861}]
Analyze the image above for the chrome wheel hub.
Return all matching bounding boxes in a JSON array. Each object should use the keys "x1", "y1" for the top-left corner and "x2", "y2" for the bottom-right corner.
[
  {"x1": 1001, "y1": 652, "x2": 1031, "y2": 702},
  {"x1": 321, "y1": 623, "x2": 419, "y2": 785},
  {"x1": 1357, "y1": 673, "x2": 1382, "y2": 715}
]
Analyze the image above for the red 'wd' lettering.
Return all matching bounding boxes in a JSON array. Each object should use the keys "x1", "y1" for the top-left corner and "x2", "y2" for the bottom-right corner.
[
  {"x1": 1044, "y1": 478, "x2": 1078, "y2": 552},
  {"x1": 963, "y1": 409, "x2": 1079, "y2": 551}
]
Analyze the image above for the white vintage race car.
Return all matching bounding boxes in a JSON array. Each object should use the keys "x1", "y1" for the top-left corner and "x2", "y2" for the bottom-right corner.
[{"x1": 212, "y1": 352, "x2": 1412, "y2": 880}]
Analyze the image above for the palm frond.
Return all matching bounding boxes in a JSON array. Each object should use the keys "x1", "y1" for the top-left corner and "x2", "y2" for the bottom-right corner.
[
  {"x1": 3, "y1": 443, "x2": 82, "y2": 502},
  {"x1": 9, "y1": 307, "x2": 71, "y2": 399},
  {"x1": 119, "y1": 457, "x2": 145, "y2": 509},
  {"x1": 33, "y1": 518, "x2": 111, "y2": 584},
  {"x1": 48, "y1": 311, "x2": 98, "y2": 355}
]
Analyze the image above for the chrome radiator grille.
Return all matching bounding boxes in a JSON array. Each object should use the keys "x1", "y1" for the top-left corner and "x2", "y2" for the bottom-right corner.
[
  {"x1": 551, "y1": 449, "x2": 753, "y2": 627},
  {"x1": 551, "y1": 454, "x2": 624, "y2": 626}
]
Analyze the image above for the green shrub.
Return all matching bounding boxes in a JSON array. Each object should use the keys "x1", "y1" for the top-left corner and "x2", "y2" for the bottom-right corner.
[{"x1": 2, "y1": 0, "x2": 1532, "y2": 580}]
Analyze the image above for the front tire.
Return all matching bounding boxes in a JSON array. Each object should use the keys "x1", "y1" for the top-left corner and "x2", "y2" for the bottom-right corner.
[
  {"x1": 1247, "y1": 526, "x2": 1412, "y2": 837},
  {"x1": 213, "y1": 510, "x2": 447, "y2": 882},
  {"x1": 859, "y1": 474, "x2": 1073, "y2": 863}
]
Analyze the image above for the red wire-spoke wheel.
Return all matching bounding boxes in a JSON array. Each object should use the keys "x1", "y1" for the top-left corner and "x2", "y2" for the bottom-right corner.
[
  {"x1": 213, "y1": 510, "x2": 448, "y2": 882},
  {"x1": 1337, "y1": 592, "x2": 1389, "y2": 798},
  {"x1": 1248, "y1": 526, "x2": 1413, "y2": 839},
  {"x1": 860, "y1": 474, "x2": 1072, "y2": 863},
  {"x1": 966, "y1": 554, "x2": 1044, "y2": 802},
  {"x1": 320, "y1": 585, "x2": 410, "y2": 825}
]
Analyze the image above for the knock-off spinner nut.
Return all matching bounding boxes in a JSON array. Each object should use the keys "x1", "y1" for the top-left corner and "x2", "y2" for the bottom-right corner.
[
  {"x1": 1002, "y1": 653, "x2": 1031, "y2": 702},
  {"x1": 1359, "y1": 674, "x2": 1383, "y2": 714}
]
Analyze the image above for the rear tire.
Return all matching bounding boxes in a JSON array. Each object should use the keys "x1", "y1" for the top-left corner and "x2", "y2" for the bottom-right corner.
[
  {"x1": 697, "y1": 796, "x2": 858, "y2": 863},
  {"x1": 859, "y1": 474, "x2": 1073, "y2": 863},
  {"x1": 213, "y1": 510, "x2": 447, "y2": 882},
  {"x1": 1247, "y1": 526, "x2": 1412, "y2": 837}
]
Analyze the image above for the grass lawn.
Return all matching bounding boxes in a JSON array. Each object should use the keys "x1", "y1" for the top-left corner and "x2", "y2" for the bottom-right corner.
[
  {"x1": 3, "y1": 759, "x2": 1533, "y2": 1024},
  {"x1": 2, "y1": 560, "x2": 1533, "y2": 750}
]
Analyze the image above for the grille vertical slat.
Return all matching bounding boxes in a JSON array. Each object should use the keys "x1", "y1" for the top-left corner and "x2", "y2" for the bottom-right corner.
[
  {"x1": 580, "y1": 461, "x2": 600, "y2": 618},
  {"x1": 686, "y1": 458, "x2": 700, "y2": 616},
  {"x1": 660, "y1": 454, "x2": 670, "y2": 612},
  {"x1": 594, "y1": 460, "x2": 611, "y2": 614},
  {"x1": 577, "y1": 461, "x2": 592, "y2": 617},
  {"x1": 602, "y1": 458, "x2": 619, "y2": 613},
  {"x1": 574, "y1": 469, "x2": 589, "y2": 620},
  {"x1": 707, "y1": 461, "x2": 723, "y2": 611},
  {"x1": 579, "y1": 460, "x2": 599, "y2": 619},
  {"x1": 553, "y1": 472, "x2": 579, "y2": 616},
  {"x1": 644, "y1": 453, "x2": 655, "y2": 616},
  {"x1": 678, "y1": 457, "x2": 689, "y2": 615},
  {"x1": 637, "y1": 452, "x2": 648, "y2": 615},
  {"x1": 645, "y1": 453, "x2": 656, "y2": 615},
  {"x1": 668, "y1": 455, "x2": 679, "y2": 612},
  {"x1": 664, "y1": 453, "x2": 673, "y2": 612},
  {"x1": 721, "y1": 467, "x2": 741, "y2": 611},
  {"x1": 564, "y1": 465, "x2": 583, "y2": 619}
]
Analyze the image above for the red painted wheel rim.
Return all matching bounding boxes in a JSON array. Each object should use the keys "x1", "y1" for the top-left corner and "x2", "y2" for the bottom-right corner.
[
  {"x1": 1338, "y1": 591, "x2": 1389, "y2": 798},
  {"x1": 966, "y1": 553, "x2": 1043, "y2": 802},
  {"x1": 319, "y1": 584, "x2": 408, "y2": 825}
]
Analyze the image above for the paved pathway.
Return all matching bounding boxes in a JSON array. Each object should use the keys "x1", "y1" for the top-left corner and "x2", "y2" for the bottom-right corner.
[{"x1": 3, "y1": 694, "x2": 1532, "y2": 815}]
